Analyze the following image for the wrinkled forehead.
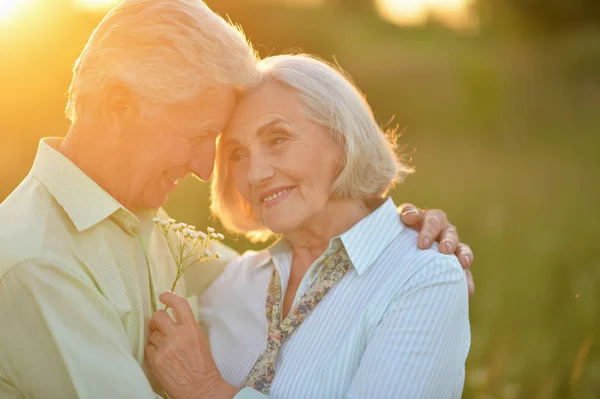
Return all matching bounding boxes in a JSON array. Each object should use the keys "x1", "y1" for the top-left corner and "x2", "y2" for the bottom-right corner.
[
  {"x1": 165, "y1": 85, "x2": 237, "y2": 132},
  {"x1": 224, "y1": 81, "x2": 303, "y2": 139}
]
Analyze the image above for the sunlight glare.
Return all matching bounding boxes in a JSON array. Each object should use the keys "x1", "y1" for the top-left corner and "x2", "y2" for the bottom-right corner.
[
  {"x1": 0, "y1": 0, "x2": 31, "y2": 24},
  {"x1": 72, "y1": 0, "x2": 121, "y2": 11}
]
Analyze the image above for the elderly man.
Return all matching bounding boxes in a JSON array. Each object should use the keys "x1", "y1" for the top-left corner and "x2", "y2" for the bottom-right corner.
[{"x1": 0, "y1": 0, "x2": 473, "y2": 398}]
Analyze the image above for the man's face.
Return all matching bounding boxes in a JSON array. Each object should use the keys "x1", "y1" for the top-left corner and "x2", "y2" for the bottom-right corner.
[{"x1": 119, "y1": 86, "x2": 236, "y2": 210}]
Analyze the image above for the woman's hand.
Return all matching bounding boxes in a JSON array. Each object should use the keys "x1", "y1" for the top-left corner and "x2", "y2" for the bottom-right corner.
[
  {"x1": 145, "y1": 292, "x2": 238, "y2": 399},
  {"x1": 398, "y1": 203, "x2": 475, "y2": 295}
]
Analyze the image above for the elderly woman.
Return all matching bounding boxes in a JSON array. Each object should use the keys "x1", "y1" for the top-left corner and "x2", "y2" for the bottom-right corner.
[{"x1": 145, "y1": 55, "x2": 471, "y2": 399}]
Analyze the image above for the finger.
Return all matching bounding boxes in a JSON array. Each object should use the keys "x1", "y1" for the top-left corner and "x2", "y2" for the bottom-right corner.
[
  {"x1": 159, "y1": 291, "x2": 195, "y2": 325},
  {"x1": 145, "y1": 343, "x2": 157, "y2": 365},
  {"x1": 149, "y1": 310, "x2": 176, "y2": 335},
  {"x1": 398, "y1": 203, "x2": 422, "y2": 227},
  {"x1": 455, "y1": 243, "x2": 473, "y2": 270},
  {"x1": 438, "y1": 225, "x2": 459, "y2": 255},
  {"x1": 148, "y1": 330, "x2": 166, "y2": 348},
  {"x1": 465, "y1": 269, "x2": 475, "y2": 296},
  {"x1": 418, "y1": 209, "x2": 448, "y2": 249}
]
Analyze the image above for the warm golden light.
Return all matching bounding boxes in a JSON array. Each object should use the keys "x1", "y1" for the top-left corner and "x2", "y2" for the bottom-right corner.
[
  {"x1": 377, "y1": 0, "x2": 428, "y2": 26},
  {"x1": 376, "y1": 0, "x2": 476, "y2": 29},
  {"x1": 72, "y1": 0, "x2": 121, "y2": 11},
  {"x1": 0, "y1": 0, "x2": 31, "y2": 24}
]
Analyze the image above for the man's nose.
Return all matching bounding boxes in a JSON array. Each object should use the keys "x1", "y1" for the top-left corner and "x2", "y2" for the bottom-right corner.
[{"x1": 188, "y1": 140, "x2": 217, "y2": 181}]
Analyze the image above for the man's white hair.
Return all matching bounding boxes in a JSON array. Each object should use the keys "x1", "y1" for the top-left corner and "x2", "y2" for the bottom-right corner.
[
  {"x1": 66, "y1": 0, "x2": 259, "y2": 125},
  {"x1": 211, "y1": 54, "x2": 414, "y2": 241}
]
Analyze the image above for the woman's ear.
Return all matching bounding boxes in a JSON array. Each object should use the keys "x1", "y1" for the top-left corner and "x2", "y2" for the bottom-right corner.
[{"x1": 102, "y1": 84, "x2": 140, "y2": 134}]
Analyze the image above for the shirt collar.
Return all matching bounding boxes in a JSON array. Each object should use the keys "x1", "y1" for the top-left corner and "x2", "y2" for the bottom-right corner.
[
  {"x1": 31, "y1": 138, "x2": 141, "y2": 235},
  {"x1": 267, "y1": 197, "x2": 403, "y2": 276},
  {"x1": 338, "y1": 197, "x2": 403, "y2": 275}
]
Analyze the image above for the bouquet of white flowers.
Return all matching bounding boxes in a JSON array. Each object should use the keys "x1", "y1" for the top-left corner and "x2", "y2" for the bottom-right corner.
[{"x1": 153, "y1": 217, "x2": 225, "y2": 310}]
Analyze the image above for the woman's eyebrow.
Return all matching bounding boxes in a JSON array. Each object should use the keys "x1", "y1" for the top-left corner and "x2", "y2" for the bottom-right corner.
[
  {"x1": 256, "y1": 118, "x2": 290, "y2": 138},
  {"x1": 221, "y1": 117, "x2": 291, "y2": 147}
]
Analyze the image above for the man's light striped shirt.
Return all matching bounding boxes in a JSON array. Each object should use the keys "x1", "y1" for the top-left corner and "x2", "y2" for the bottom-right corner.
[
  {"x1": 0, "y1": 138, "x2": 236, "y2": 398},
  {"x1": 198, "y1": 198, "x2": 471, "y2": 399}
]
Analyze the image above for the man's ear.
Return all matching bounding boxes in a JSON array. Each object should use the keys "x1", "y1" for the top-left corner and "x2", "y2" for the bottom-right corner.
[{"x1": 102, "y1": 84, "x2": 140, "y2": 134}]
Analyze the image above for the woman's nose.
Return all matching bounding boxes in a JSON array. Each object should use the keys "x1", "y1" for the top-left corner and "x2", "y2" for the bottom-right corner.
[{"x1": 248, "y1": 155, "x2": 275, "y2": 186}]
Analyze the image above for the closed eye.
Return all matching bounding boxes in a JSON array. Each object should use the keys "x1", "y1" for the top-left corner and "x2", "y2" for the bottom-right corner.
[
  {"x1": 267, "y1": 131, "x2": 290, "y2": 147},
  {"x1": 227, "y1": 147, "x2": 248, "y2": 163},
  {"x1": 270, "y1": 137, "x2": 286, "y2": 145}
]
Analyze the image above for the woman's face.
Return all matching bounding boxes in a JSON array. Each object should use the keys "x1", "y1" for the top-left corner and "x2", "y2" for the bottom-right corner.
[{"x1": 222, "y1": 81, "x2": 343, "y2": 235}]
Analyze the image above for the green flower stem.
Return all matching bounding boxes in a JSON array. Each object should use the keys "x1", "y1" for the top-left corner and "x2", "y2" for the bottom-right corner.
[
  {"x1": 163, "y1": 272, "x2": 182, "y2": 311},
  {"x1": 154, "y1": 220, "x2": 224, "y2": 313}
]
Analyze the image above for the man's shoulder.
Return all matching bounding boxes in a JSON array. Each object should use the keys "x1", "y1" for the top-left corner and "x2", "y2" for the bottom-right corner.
[{"x1": 0, "y1": 175, "x2": 76, "y2": 278}]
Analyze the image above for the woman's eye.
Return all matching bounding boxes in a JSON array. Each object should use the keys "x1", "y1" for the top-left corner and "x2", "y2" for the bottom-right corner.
[{"x1": 269, "y1": 135, "x2": 288, "y2": 146}]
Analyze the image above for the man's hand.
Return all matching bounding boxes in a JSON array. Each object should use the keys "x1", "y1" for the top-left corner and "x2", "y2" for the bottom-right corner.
[
  {"x1": 398, "y1": 204, "x2": 475, "y2": 295},
  {"x1": 145, "y1": 292, "x2": 238, "y2": 399}
]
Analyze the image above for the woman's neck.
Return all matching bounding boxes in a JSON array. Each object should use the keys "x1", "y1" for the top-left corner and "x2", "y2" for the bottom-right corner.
[
  {"x1": 285, "y1": 198, "x2": 371, "y2": 264},
  {"x1": 279, "y1": 198, "x2": 371, "y2": 318}
]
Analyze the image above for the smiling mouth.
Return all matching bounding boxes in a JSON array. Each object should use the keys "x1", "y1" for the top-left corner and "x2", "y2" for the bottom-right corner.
[{"x1": 261, "y1": 187, "x2": 293, "y2": 203}]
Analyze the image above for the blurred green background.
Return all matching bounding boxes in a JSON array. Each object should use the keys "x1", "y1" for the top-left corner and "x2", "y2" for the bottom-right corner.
[{"x1": 1, "y1": 0, "x2": 599, "y2": 397}]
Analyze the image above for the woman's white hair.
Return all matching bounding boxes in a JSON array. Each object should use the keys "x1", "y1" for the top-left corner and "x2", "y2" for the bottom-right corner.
[
  {"x1": 211, "y1": 54, "x2": 415, "y2": 242},
  {"x1": 66, "y1": 0, "x2": 259, "y2": 125}
]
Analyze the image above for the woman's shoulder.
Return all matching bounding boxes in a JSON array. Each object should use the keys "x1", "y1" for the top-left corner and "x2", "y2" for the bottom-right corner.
[{"x1": 383, "y1": 227, "x2": 465, "y2": 290}]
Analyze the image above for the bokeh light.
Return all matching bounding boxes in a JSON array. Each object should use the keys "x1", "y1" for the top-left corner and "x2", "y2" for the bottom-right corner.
[
  {"x1": 376, "y1": 0, "x2": 476, "y2": 29},
  {"x1": 377, "y1": 0, "x2": 428, "y2": 26},
  {"x1": 0, "y1": 0, "x2": 475, "y2": 30},
  {"x1": 71, "y1": 0, "x2": 121, "y2": 11}
]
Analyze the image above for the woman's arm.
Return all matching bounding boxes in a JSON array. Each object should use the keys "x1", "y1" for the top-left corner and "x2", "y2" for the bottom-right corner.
[{"x1": 347, "y1": 256, "x2": 470, "y2": 398}]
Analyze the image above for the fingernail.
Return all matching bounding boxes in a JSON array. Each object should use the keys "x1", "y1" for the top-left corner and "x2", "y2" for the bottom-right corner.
[
  {"x1": 401, "y1": 208, "x2": 419, "y2": 216},
  {"x1": 464, "y1": 255, "x2": 471, "y2": 265},
  {"x1": 444, "y1": 241, "x2": 453, "y2": 253},
  {"x1": 422, "y1": 237, "x2": 431, "y2": 248}
]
